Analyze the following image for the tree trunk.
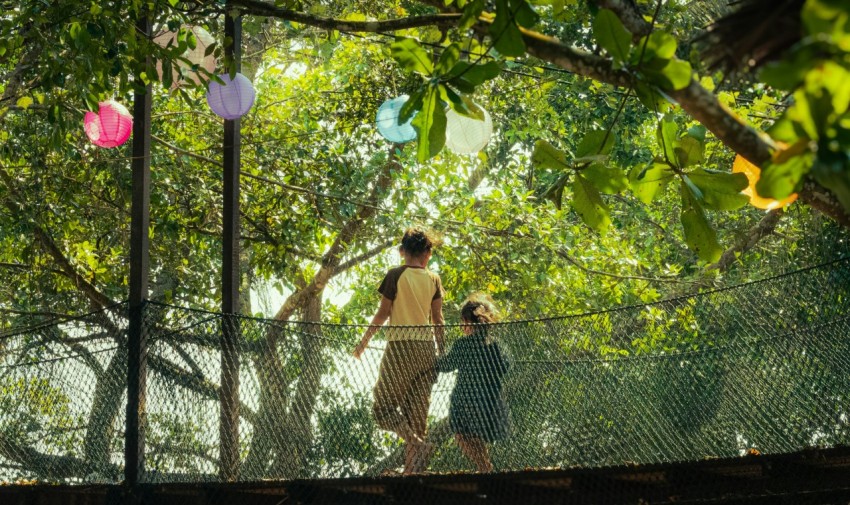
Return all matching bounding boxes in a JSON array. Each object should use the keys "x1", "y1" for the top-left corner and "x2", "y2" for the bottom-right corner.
[
  {"x1": 269, "y1": 289, "x2": 326, "y2": 477},
  {"x1": 82, "y1": 347, "x2": 127, "y2": 474}
]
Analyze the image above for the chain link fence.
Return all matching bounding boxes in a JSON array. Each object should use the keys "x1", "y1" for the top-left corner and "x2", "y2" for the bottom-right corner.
[{"x1": 1, "y1": 258, "x2": 849, "y2": 489}]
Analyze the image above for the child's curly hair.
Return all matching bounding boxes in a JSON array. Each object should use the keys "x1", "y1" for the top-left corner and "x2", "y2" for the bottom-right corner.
[
  {"x1": 400, "y1": 227, "x2": 441, "y2": 257},
  {"x1": 460, "y1": 293, "x2": 501, "y2": 325}
]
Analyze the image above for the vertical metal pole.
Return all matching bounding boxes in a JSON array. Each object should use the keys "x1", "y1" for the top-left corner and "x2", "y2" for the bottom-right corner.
[
  {"x1": 126, "y1": 13, "x2": 152, "y2": 488},
  {"x1": 220, "y1": 3, "x2": 242, "y2": 481}
]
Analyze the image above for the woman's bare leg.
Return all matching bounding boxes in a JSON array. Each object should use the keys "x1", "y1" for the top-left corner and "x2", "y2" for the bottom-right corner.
[{"x1": 455, "y1": 434, "x2": 493, "y2": 472}]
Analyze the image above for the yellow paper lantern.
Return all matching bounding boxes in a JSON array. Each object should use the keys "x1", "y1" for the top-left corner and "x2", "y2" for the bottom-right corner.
[{"x1": 732, "y1": 154, "x2": 797, "y2": 210}]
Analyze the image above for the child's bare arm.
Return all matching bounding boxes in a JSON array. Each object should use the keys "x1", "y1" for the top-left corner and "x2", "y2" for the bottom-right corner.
[
  {"x1": 353, "y1": 296, "x2": 392, "y2": 359},
  {"x1": 431, "y1": 297, "x2": 445, "y2": 355}
]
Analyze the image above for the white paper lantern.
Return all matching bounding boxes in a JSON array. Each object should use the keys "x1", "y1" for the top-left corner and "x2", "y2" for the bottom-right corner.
[
  {"x1": 445, "y1": 106, "x2": 493, "y2": 154},
  {"x1": 376, "y1": 95, "x2": 417, "y2": 143},
  {"x1": 206, "y1": 72, "x2": 255, "y2": 120},
  {"x1": 154, "y1": 25, "x2": 216, "y2": 88}
]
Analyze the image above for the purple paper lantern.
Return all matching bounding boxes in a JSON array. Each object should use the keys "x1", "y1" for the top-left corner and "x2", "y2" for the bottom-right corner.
[
  {"x1": 206, "y1": 73, "x2": 255, "y2": 120},
  {"x1": 84, "y1": 100, "x2": 133, "y2": 148}
]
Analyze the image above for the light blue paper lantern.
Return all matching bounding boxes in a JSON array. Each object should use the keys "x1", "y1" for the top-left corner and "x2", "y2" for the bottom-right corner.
[{"x1": 376, "y1": 95, "x2": 417, "y2": 143}]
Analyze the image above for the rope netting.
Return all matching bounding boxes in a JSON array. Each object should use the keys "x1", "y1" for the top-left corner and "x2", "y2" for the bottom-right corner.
[{"x1": 1, "y1": 258, "x2": 849, "y2": 486}]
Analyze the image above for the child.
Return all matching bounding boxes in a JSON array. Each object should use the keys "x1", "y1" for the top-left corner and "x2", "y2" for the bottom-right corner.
[
  {"x1": 353, "y1": 227, "x2": 445, "y2": 474},
  {"x1": 437, "y1": 294, "x2": 511, "y2": 473}
]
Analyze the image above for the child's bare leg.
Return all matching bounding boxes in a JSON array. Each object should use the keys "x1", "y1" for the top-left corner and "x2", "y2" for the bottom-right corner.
[
  {"x1": 455, "y1": 434, "x2": 493, "y2": 472},
  {"x1": 393, "y1": 421, "x2": 430, "y2": 475}
]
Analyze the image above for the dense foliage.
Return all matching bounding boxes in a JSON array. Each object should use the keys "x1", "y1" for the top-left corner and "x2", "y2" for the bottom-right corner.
[{"x1": 1, "y1": 0, "x2": 849, "y2": 481}]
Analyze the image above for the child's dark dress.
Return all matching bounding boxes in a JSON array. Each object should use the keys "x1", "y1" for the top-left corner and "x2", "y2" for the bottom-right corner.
[{"x1": 436, "y1": 330, "x2": 511, "y2": 442}]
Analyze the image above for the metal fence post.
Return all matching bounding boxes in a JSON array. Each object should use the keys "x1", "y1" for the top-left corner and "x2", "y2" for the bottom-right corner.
[
  {"x1": 126, "y1": 12, "x2": 152, "y2": 489},
  {"x1": 220, "y1": 2, "x2": 242, "y2": 481}
]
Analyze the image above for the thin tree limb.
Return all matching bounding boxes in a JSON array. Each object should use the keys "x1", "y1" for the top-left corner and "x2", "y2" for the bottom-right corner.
[
  {"x1": 229, "y1": 0, "x2": 461, "y2": 33},
  {"x1": 706, "y1": 209, "x2": 784, "y2": 272}
]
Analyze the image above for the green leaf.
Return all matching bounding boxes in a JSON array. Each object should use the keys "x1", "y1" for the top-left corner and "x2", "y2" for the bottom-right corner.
[
  {"x1": 399, "y1": 89, "x2": 424, "y2": 123},
  {"x1": 572, "y1": 174, "x2": 611, "y2": 233},
  {"x1": 446, "y1": 61, "x2": 501, "y2": 91},
  {"x1": 162, "y1": 59, "x2": 173, "y2": 88},
  {"x1": 439, "y1": 84, "x2": 466, "y2": 115},
  {"x1": 656, "y1": 117, "x2": 678, "y2": 166},
  {"x1": 435, "y1": 43, "x2": 461, "y2": 76},
  {"x1": 680, "y1": 181, "x2": 722, "y2": 263},
  {"x1": 16, "y1": 96, "x2": 33, "y2": 110},
  {"x1": 412, "y1": 85, "x2": 447, "y2": 161},
  {"x1": 576, "y1": 130, "x2": 615, "y2": 158},
  {"x1": 767, "y1": 115, "x2": 800, "y2": 144},
  {"x1": 756, "y1": 145, "x2": 814, "y2": 199},
  {"x1": 592, "y1": 9, "x2": 632, "y2": 63},
  {"x1": 185, "y1": 30, "x2": 197, "y2": 51},
  {"x1": 634, "y1": 82, "x2": 671, "y2": 114},
  {"x1": 687, "y1": 125, "x2": 707, "y2": 143},
  {"x1": 629, "y1": 163, "x2": 672, "y2": 204},
  {"x1": 682, "y1": 174, "x2": 704, "y2": 202},
  {"x1": 687, "y1": 168, "x2": 749, "y2": 210},
  {"x1": 511, "y1": 0, "x2": 539, "y2": 28},
  {"x1": 391, "y1": 37, "x2": 434, "y2": 76},
  {"x1": 84, "y1": 93, "x2": 99, "y2": 111},
  {"x1": 635, "y1": 31, "x2": 677, "y2": 64},
  {"x1": 812, "y1": 134, "x2": 850, "y2": 210},
  {"x1": 458, "y1": 94, "x2": 485, "y2": 120},
  {"x1": 532, "y1": 140, "x2": 570, "y2": 172},
  {"x1": 801, "y1": 0, "x2": 850, "y2": 36},
  {"x1": 759, "y1": 42, "x2": 822, "y2": 91},
  {"x1": 459, "y1": 0, "x2": 486, "y2": 31},
  {"x1": 582, "y1": 163, "x2": 629, "y2": 194},
  {"x1": 646, "y1": 59, "x2": 692, "y2": 90},
  {"x1": 541, "y1": 175, "x2": 567, "y2": 209},
  {"x1": 674, "y1": 136, "x2": 704, "y2": 168},
  {"x1": 813, "y1": 160, "x2": 850, "y2": 211},
  {"x1": 491, "y1": 0, "x2": 527, "y2": 57}
]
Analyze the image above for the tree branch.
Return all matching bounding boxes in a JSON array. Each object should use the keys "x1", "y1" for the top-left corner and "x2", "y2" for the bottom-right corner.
[
  {"x1": 271, "y1": 147, "x2": 399, "y2": 323},
  {"x1": 419, "y1": 0, "x2": 850, "y2": 226},
  {"x1": 554, "y1": 248, "x2": 695, "y2": 285},
  {"x1": 0, "y1": 166, "x2": 116, "y2": 311},
  {"x1": 230, "y1": 0, "x2": 461, "y2": 33},
  {"x1": 706, "y1": 209, "x2": 784, "y2": 272},
  {"x1": 152, "y1": 134, "x2": 386, "y2": 213},
  {"x1": 147, "y1": 354, "x2": 259, "y2": 425},
  {"x1": 333, "y1": 238, "x2": 395, "y2": 276},
  {"x1": 0, "y1": 433, "x2": 116, "y2": 480}
]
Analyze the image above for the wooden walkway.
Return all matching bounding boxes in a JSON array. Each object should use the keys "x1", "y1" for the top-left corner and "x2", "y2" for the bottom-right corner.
[{"x1": 3, "y1": 447, "x2": 850, "y2": 504}]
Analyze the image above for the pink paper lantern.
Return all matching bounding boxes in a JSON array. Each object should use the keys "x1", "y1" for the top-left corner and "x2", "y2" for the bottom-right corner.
[
  {"x1": 84, "y1": 100, "x2": 133, "y2": 148},
  {"x1": 206, "y1": 73, "x2": 255, "y2": 120}
]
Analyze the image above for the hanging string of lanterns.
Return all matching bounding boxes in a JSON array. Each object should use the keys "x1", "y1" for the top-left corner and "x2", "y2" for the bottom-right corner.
[
  {"x1": 85, "y1": 25, "x2": 258, "y2": 147},
  {"x1": 374, "y1": 96, "x2": 494, "y2": 154}
]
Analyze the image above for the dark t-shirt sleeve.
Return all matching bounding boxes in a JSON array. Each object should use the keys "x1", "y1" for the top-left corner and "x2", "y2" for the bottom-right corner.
[
  {"x1": 432, "y1": 273, "x2": 444, "y2": 301},
  {"x1": 377, "y1": 266, "x2": 405, "y2": 301}
]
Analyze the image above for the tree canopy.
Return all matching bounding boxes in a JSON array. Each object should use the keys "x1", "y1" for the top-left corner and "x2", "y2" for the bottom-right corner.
[{"x1": 2, "y1": 0, "x2": 850, "y2": 482}]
